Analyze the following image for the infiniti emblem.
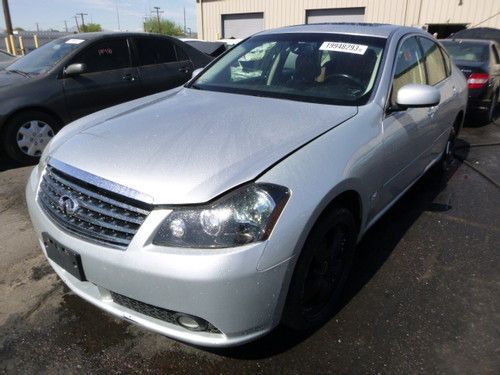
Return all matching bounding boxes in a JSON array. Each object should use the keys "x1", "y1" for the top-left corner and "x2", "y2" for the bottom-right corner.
[{"x1": 58, "y1": 195, "x2": 79, "y2": 216}]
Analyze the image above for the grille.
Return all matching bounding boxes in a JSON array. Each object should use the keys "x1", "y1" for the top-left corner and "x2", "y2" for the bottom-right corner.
[
  {"x1": 38, "y1": 165, "x2": 152, "y2": 249},
  {"x1": 110, "y1": 292, "x2": 221, "y2": 334}
]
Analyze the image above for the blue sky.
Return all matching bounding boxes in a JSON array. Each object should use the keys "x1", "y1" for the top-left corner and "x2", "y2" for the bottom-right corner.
[{"x1": 1, "y1": 0, "x2": 197, "y2": 32}]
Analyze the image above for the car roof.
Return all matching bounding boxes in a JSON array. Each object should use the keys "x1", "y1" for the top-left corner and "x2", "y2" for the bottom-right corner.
[
  {"x1": 57, "y1": 31, "x2": 174, "y2": 41},
  {"x1": 442, "y1": 38, "x2": 495, "y2": 46},
  {"x1": 256, "y1": 23, "x2": 426, "y2": 39}
]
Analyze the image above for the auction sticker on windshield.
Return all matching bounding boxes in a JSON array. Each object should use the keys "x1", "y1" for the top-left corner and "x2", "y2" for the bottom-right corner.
[{"x1": 319, "y1": 42, "x2": 368, "y2": 55}]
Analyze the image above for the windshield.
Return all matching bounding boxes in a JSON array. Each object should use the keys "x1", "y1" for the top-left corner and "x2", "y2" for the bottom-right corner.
[
  {"x1": 191, "y1": 33, "x2": 386, "y2": 106},
  {"x1": 441, "y1": 41, "x2": 489, "y2": 62},
  {"x1": 6, "y1": 38, "x2": 85, "y2": 75}
]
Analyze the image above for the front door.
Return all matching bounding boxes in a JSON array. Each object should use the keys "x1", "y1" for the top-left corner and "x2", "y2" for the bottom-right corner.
[
  {"x1": 63, "y1": 38, "x2": 141, "y2": 121},
  {"x1": 379, "y1": 36, "x2": 432, "y2": 210}
]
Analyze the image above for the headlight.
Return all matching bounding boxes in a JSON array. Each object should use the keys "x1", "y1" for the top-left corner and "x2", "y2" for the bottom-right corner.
[{"x1": 153, "y1": 183, "x2": 290, "y2": 248}]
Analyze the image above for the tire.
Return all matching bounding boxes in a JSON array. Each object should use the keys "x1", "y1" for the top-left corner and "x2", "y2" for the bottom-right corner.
[
  {"x1": 1, "y1": 110, "x2": 61, "y2": 164},
  {"x1": 436, "y1": 126, "x2": 457, "y2": 174},
  {"x1": 481, "y1": 91, "x2": 497, "y2": 124},
  {"x1": 283, "y1": 207, "x2": 357, "y2": 331}
]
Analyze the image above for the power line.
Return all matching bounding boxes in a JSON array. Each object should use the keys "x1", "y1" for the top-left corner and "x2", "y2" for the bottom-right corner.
[{"x1": 471, "y1": 11, "x2": 500, "y2": 28}]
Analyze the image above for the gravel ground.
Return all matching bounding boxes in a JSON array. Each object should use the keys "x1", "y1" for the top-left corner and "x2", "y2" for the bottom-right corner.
[{"x1": 0, "y1": 117, "x2": 499, "y2": 374}]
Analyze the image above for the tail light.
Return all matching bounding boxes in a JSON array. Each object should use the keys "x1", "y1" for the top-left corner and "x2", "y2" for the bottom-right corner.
[{"x1": 467, "y1": 73, "x2": 489, "y2": 89}]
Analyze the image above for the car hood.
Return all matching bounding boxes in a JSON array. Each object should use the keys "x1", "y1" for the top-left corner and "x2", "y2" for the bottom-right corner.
[
  {"x1": 50, "y1": 88, "x2": 357, "y2": 205},
  {"x1": 0, "y1": 69, "x2": 30, "y2": 87}
]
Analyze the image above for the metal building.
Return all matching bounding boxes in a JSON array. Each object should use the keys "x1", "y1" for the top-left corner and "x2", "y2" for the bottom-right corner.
[{"x1": 196, "y1": 0, "x2": 500, "y2": 41}]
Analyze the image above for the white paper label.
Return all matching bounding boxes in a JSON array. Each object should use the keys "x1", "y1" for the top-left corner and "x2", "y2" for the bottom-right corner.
[
  {"x1": 319, "y1": 42, "x2": 368, "y2": 55},
  {"x1": 65, "y1": 39, "x2": 85, "y2": 45}
]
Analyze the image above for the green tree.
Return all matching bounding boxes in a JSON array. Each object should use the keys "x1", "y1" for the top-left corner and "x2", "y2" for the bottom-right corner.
[
  {"x1": 143, "y1": 17, "x2": 184, "y2": 36},
  {"x1": 14, "y1": 27, "x2": 25, "y2": 32},
  {"x1": 80, "y1": 23, "x2": 102, "y2": 32}
]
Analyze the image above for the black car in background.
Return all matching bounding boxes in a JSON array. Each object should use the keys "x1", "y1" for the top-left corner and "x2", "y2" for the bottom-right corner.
[
  {"x1": 441, "y1": 38, "x2": 500, "y2": 123},
  {"x1": 0, "y1": 32, "x2": 212, "y2": 163}
]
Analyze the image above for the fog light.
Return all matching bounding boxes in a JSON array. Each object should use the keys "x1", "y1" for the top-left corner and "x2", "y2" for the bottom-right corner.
[{"x1": 176, "y1": 314, "x2": 207, "y2": 331}]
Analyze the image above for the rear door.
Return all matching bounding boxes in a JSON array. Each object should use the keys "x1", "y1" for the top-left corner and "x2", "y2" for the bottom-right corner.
[
  {"x1": 417, "y1": 36, "x2": 454, "y2": 165},
  {"x1": 63, "y1": 37, "x2": 141, "y2": 120},
  {"x1": 133, "y1": 36, "x2": 193, "y2": 97}
]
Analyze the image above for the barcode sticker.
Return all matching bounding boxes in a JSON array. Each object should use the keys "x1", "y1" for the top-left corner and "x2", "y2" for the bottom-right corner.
[{"x1": 319, "y1": 42, "x2": 368, "y2": 55}]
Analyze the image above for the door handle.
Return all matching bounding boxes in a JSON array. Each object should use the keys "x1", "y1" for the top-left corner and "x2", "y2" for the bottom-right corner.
[
  {"x1": 122, "y1": 73, "x2": 137, "y2": 82},
  {"x1": 178, "y1": 67, "x2": 190, "y2": 74},
  {"x1": 428, "y1": 106, "x2": 437, "y2": 118},
  {"x1": 452, "y1": 86, "x2": 458, "y2": 97}
]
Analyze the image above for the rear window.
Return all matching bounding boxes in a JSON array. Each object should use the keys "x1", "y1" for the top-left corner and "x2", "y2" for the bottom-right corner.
[
  {"x1": 441, "y1": 41, "x2": 489, "y2": 62},
  {"x1": 136, "y1": 38, "x2": 177, "y2": 65}
]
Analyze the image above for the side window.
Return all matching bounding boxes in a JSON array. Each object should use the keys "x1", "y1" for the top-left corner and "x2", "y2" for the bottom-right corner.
[
  {"x1": 491, "y1": 45, "x2": 500, "y2": 64},
  {"x1": 440, "y1": 47, "x2": 452, "y2": 77},
  {"x1": 136, "y1": 38, "x2": 177, "y2": 66},
  {"x1": 76, "y1": 39, "x2": 130, "y2": 73},
  {"x1": 419, "y1": 37, "x2": 447, "y2": 85},
  {"x1": 175, "y1": 45, "x2": 189, "y2": 62},
  {"x1": 391, "y1": 37, "x2": 426, "y2": 105}
]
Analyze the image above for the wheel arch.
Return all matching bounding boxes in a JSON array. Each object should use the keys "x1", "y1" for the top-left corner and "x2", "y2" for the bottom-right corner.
[{"x1": 1, "y1": 106, "x2": 64, "y2": 133}]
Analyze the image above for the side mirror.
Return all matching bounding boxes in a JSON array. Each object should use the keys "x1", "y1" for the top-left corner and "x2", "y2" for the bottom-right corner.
[
  {"x1": 396, "y1": 83, "x2": 441, "y2": 108},
  {"x1": 64, "y1": 63, "x2": 86, "y2": 77},
  {"x1": 191, "y1": 68, "x2": 203, "y2": 79}
]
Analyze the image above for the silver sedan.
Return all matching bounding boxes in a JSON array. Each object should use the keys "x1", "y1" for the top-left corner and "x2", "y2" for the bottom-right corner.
[{"x1": 26, "y1": 23, "x2": 467, "y2": 347}]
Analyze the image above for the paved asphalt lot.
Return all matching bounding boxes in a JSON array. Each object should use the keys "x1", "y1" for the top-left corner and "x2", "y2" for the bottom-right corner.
[{"x1": 0, "y1": 117, "x2": 499, "y2": 374}]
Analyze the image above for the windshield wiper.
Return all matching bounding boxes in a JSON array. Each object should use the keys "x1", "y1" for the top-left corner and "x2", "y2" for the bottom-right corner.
[
  {"x1": 190, "y1": 83, "x2": 204, "y2": 90},
  {"x1": 7, "y1": 69, "x2": 31, "y2": 78}
]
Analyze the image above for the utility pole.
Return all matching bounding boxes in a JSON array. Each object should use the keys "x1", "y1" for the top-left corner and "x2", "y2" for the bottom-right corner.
[
  {"x1": 152, "y1": 6, "x2": 163, "y2": 33},
  {"x1": 74, "y1": 15, "x2": 80, "y2": 32},
  {"x1": 64, "y1": 20, "x2": 68, "y2": 32},
  {"x1": 35, "y1": 22, "x2": 39, "y2": 32},
  {"x1": 76, "y1": 12, "x2": 87, "y2": 31},
  {"x1": 116, "y1": 0, "x2": 121, "y2": 31},
  {"x1": 183, "y1": 7, "x2": 186, "y2": 34},
  {"x1": 2, "y1": 0, "x2": 14, "y2": 54},
  {"x1": 1, "y1": 0, "x2": 13, "y2": 34}
]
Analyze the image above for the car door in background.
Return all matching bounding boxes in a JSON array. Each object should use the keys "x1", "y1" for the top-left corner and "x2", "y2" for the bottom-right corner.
[
  {"x1": 378, "y1": 36, "x2": 431, "y2": 212},
  {"x1": 62, "y1": 38, "x2": 141, "y2": 120},
  {"x1": 134, "y1": 37, "x2": 193, "y2": 97}
]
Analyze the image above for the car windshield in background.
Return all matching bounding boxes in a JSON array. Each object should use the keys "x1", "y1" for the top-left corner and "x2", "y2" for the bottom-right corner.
[
  {"x1": 192, "y1": 33, "x2": 386, "y2": 106},
  {"x1": 441, "y1": 41, "x2": 489, "y2": 62},
  {"x1": 6, "y1": 38, "x2": 85, "y2": 75},
  {"x1": 0, "y1": 50, "x2": 12, "y2": 61}
]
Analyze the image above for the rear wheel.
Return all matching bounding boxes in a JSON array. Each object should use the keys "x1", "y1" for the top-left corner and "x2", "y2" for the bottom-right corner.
[
  {"x1": 283, "y1": 207, "x2": 357, "y2": 330},
  {"x1": 482, "y1": 91, "x2": 498, "y2": 124},
  {"x1": 2, "y1": 111, "x2": 60, "y2": 163},
  {"x1": 440, "y1": 127, "x2": 457, "y2": 173}
]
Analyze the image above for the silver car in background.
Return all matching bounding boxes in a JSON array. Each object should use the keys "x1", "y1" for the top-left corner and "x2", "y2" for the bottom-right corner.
[{"x1": 26, "y1": 24, "x2": 467, "y2": 347}]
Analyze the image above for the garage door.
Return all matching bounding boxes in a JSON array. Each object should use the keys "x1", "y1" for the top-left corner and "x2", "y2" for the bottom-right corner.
[
  {"x1": 222, "y1": 13, "x2": 264, "y2": 39},
  {"x1": 306, "y1": 7, "x2": 365, "y2": 24}
]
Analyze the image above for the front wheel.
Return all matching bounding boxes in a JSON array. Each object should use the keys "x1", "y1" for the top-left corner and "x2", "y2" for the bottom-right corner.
[
  {"x1": 283, "y1": 207, "x2": 357, "y2": 331},
  {"x1": 1, "y1": 111, "x2": 61, "y2": 163}
]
